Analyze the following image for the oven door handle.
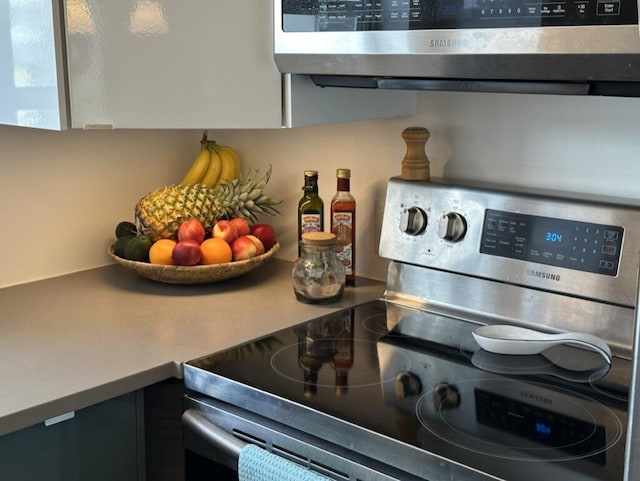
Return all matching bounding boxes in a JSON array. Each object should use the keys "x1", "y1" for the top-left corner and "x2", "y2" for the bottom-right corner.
[{"x1": 182, "y1": 408, "x2": 246, "y2": 460}]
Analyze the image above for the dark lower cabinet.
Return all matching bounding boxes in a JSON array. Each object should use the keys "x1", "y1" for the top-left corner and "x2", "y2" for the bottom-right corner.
[
  {"x1": 0, "y1": 391, "x2": 144, "y2": 481},
  {"x1": 144, "y1": 378, "x2": 186, "y2": 481},
  {"x1": 1, "y1": 379, "x2": 239, "y2": 481}
]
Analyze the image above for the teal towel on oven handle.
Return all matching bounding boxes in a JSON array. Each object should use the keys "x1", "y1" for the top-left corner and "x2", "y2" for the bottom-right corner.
[{"x1": 238, "y1": 444, "x2": 331, "y2": 481}]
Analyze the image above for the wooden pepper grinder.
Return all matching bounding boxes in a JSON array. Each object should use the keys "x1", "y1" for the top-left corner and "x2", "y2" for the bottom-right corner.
[{"x1": 401, "y1": 127, "x2": 430, "y2": 181}]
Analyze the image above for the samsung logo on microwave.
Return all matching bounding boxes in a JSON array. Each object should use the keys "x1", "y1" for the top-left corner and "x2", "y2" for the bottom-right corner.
[
  {"x1": 428, "y1": 38, "x2": 470, "y2": 48},
  {"x1": 526, "y1": 269, "x2": 561, "y2": 281}
]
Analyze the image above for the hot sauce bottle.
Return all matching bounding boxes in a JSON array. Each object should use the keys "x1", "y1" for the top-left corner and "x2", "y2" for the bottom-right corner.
[{"x1": 330, "y1": 169, "x2": 356, "y2": 286}]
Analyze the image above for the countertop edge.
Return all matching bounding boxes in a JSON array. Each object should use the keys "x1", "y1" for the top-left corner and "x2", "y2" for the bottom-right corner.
[{"x1": 0, "y1": 260, "x2": 385, "y2": 436}]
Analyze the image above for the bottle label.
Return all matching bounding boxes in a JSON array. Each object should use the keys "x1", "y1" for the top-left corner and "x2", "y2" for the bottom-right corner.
[
  {"x1": 332, "y1": 212, "x2": 353, "y2": 275},
  {"x1": 301, "y1": 214, "x2": 322, "y2": 234}
]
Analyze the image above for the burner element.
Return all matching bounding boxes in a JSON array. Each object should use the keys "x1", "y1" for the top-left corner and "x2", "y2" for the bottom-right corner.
[
  {"x1": 416, "y1": 378, "x2": 624, "y2": 464},
  {"x1": 270, "y1": 339, "x2": 411, "y2": 392}
]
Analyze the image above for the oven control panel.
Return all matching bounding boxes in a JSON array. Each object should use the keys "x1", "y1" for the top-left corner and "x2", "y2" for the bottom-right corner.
[
  {"x1": 479, "y1": 209, "x2": 623, "y2": 276},
  {"x1": 379, "y1": 176, "x2": 640, "y2": 306}
]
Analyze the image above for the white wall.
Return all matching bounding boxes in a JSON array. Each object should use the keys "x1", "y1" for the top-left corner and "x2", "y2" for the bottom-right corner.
[{"x1": 1, "y1": 91, "x2": 639, "y2": 288}]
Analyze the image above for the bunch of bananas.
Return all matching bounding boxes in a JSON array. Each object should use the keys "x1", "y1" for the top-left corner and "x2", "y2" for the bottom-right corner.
[{"x1": 180, "y1": 130, "x2": 241, "y2": 188}]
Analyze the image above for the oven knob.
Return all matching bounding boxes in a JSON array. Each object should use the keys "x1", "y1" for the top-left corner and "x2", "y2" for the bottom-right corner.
[
  {"x1": 400, "y1": 207, "x2": 427, "y2": 235},
  {"x1": 395, "y1": 372, "x2": 422, "y2": 399},
  {"x1": 438, "y1": 212, "x2": 467, "y2": 242},
  {"x1": 433, "y1": 383, "x2": 460, "y2": 411}
]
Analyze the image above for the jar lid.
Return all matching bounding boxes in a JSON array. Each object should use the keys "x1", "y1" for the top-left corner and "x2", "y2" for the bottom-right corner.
[
  {"x1": 302, "y1": 232, "x2": 336, "y2": 246},
  {"x1": 336, "y1": 168, "x2": 351, "y2": 179}
]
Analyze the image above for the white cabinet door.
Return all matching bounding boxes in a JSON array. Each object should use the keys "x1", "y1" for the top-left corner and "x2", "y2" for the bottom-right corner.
[
  {"x1": 0, "y1": 0, "x2": 68, "y2": 130},
  {"x1": 0, "y1": 0, "x2": 415, "y2": 130},
  {"x1": 65, "y1": 0, "x2": 284, "y2": 129}
]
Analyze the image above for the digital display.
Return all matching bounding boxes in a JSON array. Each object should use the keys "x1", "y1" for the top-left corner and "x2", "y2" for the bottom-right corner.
[
  {"x1": 480, "y1": 209, "x2": 624, "y2": 276},
  {"x1": 535, "y1": 421, "x2": 552, "y2": 436},
  {"x1": 545, "y1": 232, "x2": 563, "y2": 242}
]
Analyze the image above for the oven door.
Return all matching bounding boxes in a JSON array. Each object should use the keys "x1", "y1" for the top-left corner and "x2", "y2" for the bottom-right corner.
[{"x1": 182, "y1": 393, "x2": 421, "y2": 481}]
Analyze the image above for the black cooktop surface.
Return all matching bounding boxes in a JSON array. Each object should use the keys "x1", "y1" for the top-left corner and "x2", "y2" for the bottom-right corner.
[{"x1": 185, "y1": 300, "x2": 630, "y2": 481}]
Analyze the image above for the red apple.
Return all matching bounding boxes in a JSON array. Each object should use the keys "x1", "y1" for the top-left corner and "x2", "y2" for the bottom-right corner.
[
  {"x1": 212, "y1": 220, "x2": 239, "y2": 243},
  {"x1": 250, "y1": 223, "x2": 276, "y2": 251},
  {"x1": 172, "y1": 240, "x2": 202, "y2": 266},
  {"x1": 231, "y1": 235, "x2": 258, "y2": 261},
  {"x1": 177, "y1": 219, "x2": 205, "y2": 244},
  {"x1": 229, "y1": 217, "x2": 251, "y2": 236},
  {"x1": 246, "y1": 234, "x2": 265, "y2": 255}
]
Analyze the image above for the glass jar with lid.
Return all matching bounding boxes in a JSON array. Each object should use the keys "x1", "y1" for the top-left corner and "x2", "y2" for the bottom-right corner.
[{"x1": 292, "y1": 232, "x2": 346, "y2": 304}]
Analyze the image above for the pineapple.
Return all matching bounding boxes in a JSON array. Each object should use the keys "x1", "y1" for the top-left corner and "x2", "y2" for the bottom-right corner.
[{"x1": 135, "y1": 167, "x2": 281, "y2": 241}]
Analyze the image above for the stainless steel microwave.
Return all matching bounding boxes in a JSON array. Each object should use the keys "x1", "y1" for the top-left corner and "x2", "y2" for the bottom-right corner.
[{"x1": 274, "y1": 0, "x2": 640, "y2": 96}]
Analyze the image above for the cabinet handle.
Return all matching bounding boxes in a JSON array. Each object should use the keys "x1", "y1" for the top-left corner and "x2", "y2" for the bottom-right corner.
[{"x1": 44, "y1": 411, "x2": 75, "y2": 426}]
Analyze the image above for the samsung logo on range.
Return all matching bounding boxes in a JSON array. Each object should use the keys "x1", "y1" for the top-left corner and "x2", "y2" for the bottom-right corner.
[
  {"x1": 526, "y1": 269, "x2": 561, "y2": 282},
  {"x1": 428, "y1": 38, "x2": 470, "y2": 49},
  {"x1": 520, "y1": 391, "x2": 553, "y2": 405}
]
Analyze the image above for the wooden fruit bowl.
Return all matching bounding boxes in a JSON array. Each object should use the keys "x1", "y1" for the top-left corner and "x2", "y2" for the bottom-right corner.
[{"x1": 108, "y1": 242, "x2": 280, "y2": 285}]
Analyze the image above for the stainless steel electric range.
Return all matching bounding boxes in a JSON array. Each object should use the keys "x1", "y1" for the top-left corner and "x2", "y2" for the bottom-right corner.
[{"x1": 182, "y1": 177, "x2": 640, "y2": 481}]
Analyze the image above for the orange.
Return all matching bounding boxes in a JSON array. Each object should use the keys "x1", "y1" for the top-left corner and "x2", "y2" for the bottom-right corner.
[
  {"x1": 149, "y1": 239, "x2": 177, "y2": 265},
  {"x1": 200, "y1": 237, "x2": 233, "y2": 265}
]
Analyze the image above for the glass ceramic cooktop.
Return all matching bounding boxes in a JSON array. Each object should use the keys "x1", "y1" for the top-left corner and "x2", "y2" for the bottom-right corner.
[{"x1": 185, "y1": 300, "x2": 630, "y2": 481}]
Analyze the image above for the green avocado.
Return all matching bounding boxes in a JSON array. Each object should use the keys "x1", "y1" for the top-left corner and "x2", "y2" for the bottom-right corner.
[
  {"x1": 112, "y1": 235, "x2": 135, "y2": 258},
  {"x1": 115, "y1": 221, "x2": 138, "y2": 239},
  {"x1": 123, "y1": 235, "x2": 152, "y2": 262}
]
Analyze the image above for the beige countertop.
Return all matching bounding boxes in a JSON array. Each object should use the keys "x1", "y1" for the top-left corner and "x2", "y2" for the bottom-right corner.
[{"x1": 0, "y1": 259, "x2": 385, "y2": 437}]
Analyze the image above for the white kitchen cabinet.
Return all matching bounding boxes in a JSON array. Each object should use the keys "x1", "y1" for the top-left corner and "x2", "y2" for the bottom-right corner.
[{"x1": 0, "y1": 0, "x2": 415, "y2": 130}]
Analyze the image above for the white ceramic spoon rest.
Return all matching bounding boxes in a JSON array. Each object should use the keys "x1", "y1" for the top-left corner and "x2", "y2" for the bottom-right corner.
[{"x1": 472, "y1": 324, "x2": 612, "y2": 365}]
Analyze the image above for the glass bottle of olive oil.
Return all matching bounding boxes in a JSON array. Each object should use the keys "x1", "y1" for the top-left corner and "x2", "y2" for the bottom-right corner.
[{"x1": 298, "y1": 170, "x2": 324, "y2": 256}]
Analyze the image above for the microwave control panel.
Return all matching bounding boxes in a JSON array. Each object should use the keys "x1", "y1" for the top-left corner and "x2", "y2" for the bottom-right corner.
[{"x1": 282, "y1": 0, "x2": 637, "y2": 30}]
